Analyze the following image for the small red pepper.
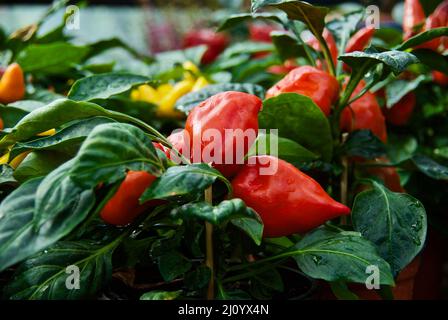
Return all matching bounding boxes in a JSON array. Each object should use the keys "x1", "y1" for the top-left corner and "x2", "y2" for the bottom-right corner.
[
  {"x1": 183, "y1": 29, "x2": 229, "y2": 64},
  {"x1": 432, "y1": 70, "x2": 448, "y2": 86},
  {"x1": 266, "y1": 66, "x2": 339, "y2": 116},
  {"x1": 383, "y1": 92, "x2": 416, "y2": 126},
  {"x1": 403, "y1": 0, "x2": 426, "y2": 40},
  {"x1": 267, "y1": 59, "x2": 298, "y2": 75},
  {"x1": 306, "y1": 29, "x2": 338, "y2": 71},
  {"x1": 345, "y1": 27, "x2": 376, "y2": 53},
  {"x1": 249, "y1": 23, "x2": 278, "y2": 43},
  {"x1": 231, "y1": 155, "x2": 351, "y2": 237},
  {"x1": 422, "y1": 0, "x2": 448, "y2": 50},
  {"x1": 340, "y1": 81, "x2": 388, "y2": 143},
  {"x1": 185, "y1": 91, "x2": 262, "y2": 178},
  {"x1": 100, "y1": 171, "x2": 157, "y2": 226},
  {"x1": 366, "y1": 158, "x2": 405, "y2": 193}
]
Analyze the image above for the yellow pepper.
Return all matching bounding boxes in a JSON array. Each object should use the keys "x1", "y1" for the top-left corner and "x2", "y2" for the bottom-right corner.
[
  {"x1": 10, "y1": 151, "x2": 30, "y2": 169},
  {"x1": 182, "y1": 61, "x2": 201, "y2": 82},
  {"x1": 37, "y1": 128, "x2": 56, "y2": 137},
  {"x1": 192, "y1": 76, "x2": 209, "y2": 92},
  {"x1": 0, "y1": 152, "x2": 9, "y2": 165},
  {"x1": 156, "y1": 83, "x2": 174, "y2": 98},
  {"x1": 138, "y1": 85, "x2": 159, "y2": 104},
  {"x1": 158, "y1": 79, "x2": 195, "y2": 118}
]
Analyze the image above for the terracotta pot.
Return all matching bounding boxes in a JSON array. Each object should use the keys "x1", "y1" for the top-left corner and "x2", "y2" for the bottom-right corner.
[{"x1": 317, "y1": 257, "x2": 421, "y2": 300}]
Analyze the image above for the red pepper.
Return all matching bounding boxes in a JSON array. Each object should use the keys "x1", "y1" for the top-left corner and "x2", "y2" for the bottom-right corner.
[
  {"x1": 100, "y1": 171, "x2": 157, "y2": 226},
  {"x1": 266, "y1": 66, "x2": 339, "y2": 116},
  {"x1": 383, "y1": 92, "x2": 416, "y2": 126},
  {"x1": 432, "y1": 70, "x2": 448, "y2": 86},
  {"x1": 422, "y1": 1, "x2": 448, "y2": 50},
  {"x1": 366, "y1": 158, "x2": 405, "y2": 193},
  {"x1": 306, "y1": 29, "x2": 338, "y2": 71},
  {"x1": 231, "y1": 155, "x2": 350, "y2": 237},
  {"x1": 183, "y1": 29, "x2": 229, "y2": 64},
  {"x1": 340, "y1": 81, "x2": 388, "y2": 142},
  {"x1": 345, "y1": 27, "x2": 376, "y2": 53},
  {"x1": 267, "y1": 59, "x2": 298, "y2": 75},
  {"x1": 403, "y1": 0, "x2": 426, "y2": 40},
  {"x1": 249, "y1": 24, "x2": 278, "y2": 43},
  {"x1": 185, "y1": 91, "x2": 262, "y2": 178}
]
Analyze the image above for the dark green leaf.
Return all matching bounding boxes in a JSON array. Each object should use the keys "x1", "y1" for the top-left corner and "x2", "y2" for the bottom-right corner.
[
  {"x1": 251, "y1": 0, "x2": 329, "y2": 35},
  {"x1": 184, "y1": 266, "x2": 211, "y2": 290},
  {"x1": 386, "y1": 135, "x2": 417, "y2": 164},
  {"x1": 69, "y1": 123, "x2": 162, "y2": 189},
  {"x1": 352, "y1": 182, "x2": 427, "y2": 275},
  {"x1": 10, "y1": 117, "x2": 116, "y2": 159},
  {"x1": 412, "y1": 154, "x2": 448, "y2": 180},
  {"x1": 343, "y1": 130, "x2": 386, "y2": 159},
  {"x1": 218, "y1": 12, "x2": 287, "y2": 32},
  {"x1": 0, "y1": 165, "x2": 17, "y2": 187},
  {"x1": 271, "y1": 31, "x2": 308, "y2": 60},
  {"x1": 231, "y1": 217, "x2": 264, "y2": 245},
  {"x1": 16, "y1": 42, "x2": 89, "y2": 74},
  {"x1": 385, "y1": 75, "x2": 427, "y2": 108},
  {"x1": 158, "y1": 251, "x2": 192, "y2": 282},
  {"x1": 259, "y1": 93, "x2": 333, "y2": 161},
  {"x1": 4, "y1": 240, "x2": 115, "y2": 299},
  {"x1": 293, "y1": 228, "x2": 394, "y2": 285},
  {"x1": 175, "y1": 83, "x2": 265, "y2": 114},
  {"x1": 411, "y1": 49, "x2": 448, "y2": 74},
  {"x1": 13, "y1": 151, "x2": 71, "y2": 182},
  {"x1": 141, "y1": 164, "x2": 230, "y2": 203},
  {"x1": 330, "y1": 281, "x2": 359, "y2": 300},
  {"x1": 68, "y1": 73, "x2": 151, "y2": 101},
  {"x1": 397, "y1": 27, "x2": 448, "y2": 51}
]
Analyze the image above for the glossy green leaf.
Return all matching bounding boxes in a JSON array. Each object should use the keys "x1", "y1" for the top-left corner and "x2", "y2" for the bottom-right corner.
[
  {"x1": 411, "y1": 49, "x2": 448, "y2": 74},
  {"x1": 175, "y1": 83, "x2": 265, "y2": 114},
  {"x1": 259, "y1": 93, "x2": 333, "y2": 161},
  {"x1": 68, "y1": 73, "x2": 151, "y2": 101},
  {"x1": 4, "y1": 240, "x2": 116, "y2": 299},
  {"x1": 0, "y1": 165, "x2": 17, "y2": 187},
  {"x1": 352, "y1": 182, "x2": 427, "y2": 275},
  {"x1": 271, "y1": 31, "x2": 308, "y2": 60},
  {"x1": 293, "y1": 228, "x2": 394, "y2": 285},
  {"x1": 69, "y1": 123, "x2": 162, "y2": 189},
  {"x1": 158, "y1": 251, "x2": 192, "y2": 282},
  {"x1": 218, "y1": 12, "x2": 287, "y2": 32},
  {"x1": 397, "y1": 27, "x2": 448, "y2": 51},
  {"x1": 251, "y1": 0, "x2": 329, "y2": 35},
  {"x1": 13, "y1": 151, "x2": 71, "y2": 182},
  {"x1": 343, "y1": 130, "x2": 386, "y2": 159},
  {"x1": 385, "y1": 75, "x2": 427, "y2": 108},
  {"x1": 412, "y1": 154, "x2": 448, "y2": 180},
  {"x1": 16, "y1": 42, "x2": 89, "y2": 73},
  {"x1": 231, "y1": 216, "x2": 264, "y2": 246},
  {"x1": 141, "y1": 164, "x2": 230, "y2": 203},
  {"x1": 0, "y1": 105, "x2": 29, "y2": 129}
]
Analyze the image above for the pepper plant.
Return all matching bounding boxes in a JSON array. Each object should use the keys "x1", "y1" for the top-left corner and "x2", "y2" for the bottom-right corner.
[{"x1": 0, "y1": 0, "x2": 447, "y2": 300}]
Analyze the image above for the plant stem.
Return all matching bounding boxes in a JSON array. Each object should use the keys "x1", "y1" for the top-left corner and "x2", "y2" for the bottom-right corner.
[
  {"x1": 205, "y1": 186, "x2": 214, "y2": 300},
  {"x1": 340, "y1": 133, "x2": 349, "y2": 225}
]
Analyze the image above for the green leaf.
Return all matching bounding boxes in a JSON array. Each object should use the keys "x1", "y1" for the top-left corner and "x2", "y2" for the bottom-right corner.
[
  {"x1": 85, "y1": 38, "x2": 150, "y2": 61},
  {"x1": 4, "y1": 240, "x2": 116, "y2": 299},
  {"x1": 340, "y1": 47, "x2": 419, "y2": 76},
  {"x1": 231, "y1": 217, "x2": 264, "y2": 246},
  {"x1": 271, "y1": 31, "x2": 308, "y2": 60},
  {"x1": 140, "y1": 164, "x2": 230, "y2": 203},
  {"x1": 247, "y1": 133, "x2": 318, "y2": 164},
  {"x1": 0, "y1": 99, "x2": 114, "y2": 148},
  {"x1": 259, "y1": 93, "x2": 333, "y2": 161},
  {"x1": 16, "y1": 42, "x2": 89, "y2": 74},
  {"x1": 69, "y1": 122, "x2": 162, "y2": 189},
  {"x1": 218, "y1": 12, "x2": 287, "y2": 32},
  {"x1": 0, "y1": 165, "x2": 17, "y2": 187},
  {"x1": 158, "y1": 251, "x2": 192, "y2": 282},
  {"x1": 13, "y1": 151, "x2": 71, "y2": 182},
  {"x1": 171, "y1": 198, "x2": 262, "y2": 227},
  {"x1": 220, "y1": 41, "x2": 274, "y2": 59},
  {"x1": 386, "y1": 135, "x2": 417, "y2": 164},
  {"x1": 184, "y1": 266, "x2": 211, "y2": 290},
  {"x1": 411, "y1": 49, "x2": 448, "y2": 74},
  {"x1": 330, "y1": 281, "x2": 359, "y2": 300},
  {"x1": 251, "y1": 0, "x2": 329, "y2": 35},
  {"x1": 34, "y1": 159, "x2": 96, "y2": 230},
  {"x1": 0, "y1": 105, "x2": 28, "y2": 129},
  {"x1": 397, "y1": 27, "x2": 448, "y2": 51},
  {"x1": 140, "y1": 290, "x2": 182, "y2": 300},
  {"x1": 293, "y1": 228, "x2": 394, "y2": 285},
  {"x1": 8, "y1": 100, "x2": 46, "y2": 113},
  {"x1": 149, "y1": 46, "x2": 206, "y2": 77},
  {"x1": 175, "y1": 83, "x2": 265, "y2": 114},
  {"x1": 352, "y1": 182, "x2": 427, "y2": 276},
  {"x1": 68, "y1": 73, "x2": 151, "y2": 101},
  {"x1": 385, "y1": 75, "x2": 427, "y2": 108},
  {"x1": 411, "y1": 154, "x2": 448, "y2": 180},
  {"x1": 343, "y1": 130, "x2": 386, "y2": 159}
]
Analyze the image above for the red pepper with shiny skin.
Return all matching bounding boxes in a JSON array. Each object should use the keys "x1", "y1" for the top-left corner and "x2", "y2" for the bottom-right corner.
[
  {"x1": 403, "y1": 0, "x2": 426, "y2": 40},
  {"x1": 183, "y1": 29, "x2": 229, "y2": 64},
  {"x1": 266, "y1": 66, "x2": 339, "y2": 116},
  {"x1": 340, "y1": 81, "x2": 388, "y2": 142},
  {"x1": 231, "y1": 155, "x2": 351, "y2": 238},
  {"x1": 100, "y1": 171, "x2": 157, "y2": 226},
  {"x1": 423, "y1": 0, "x2": 448, "y2": 50},
  {"x1": 345, "y1": 27, "x2": 376, "y2": 53},
  {"x1": 383, "y1": 92, "x2": 416, "y2": 126},
  {"x1": 185, "y1": 91, "x2": 262, "y2": 178}
]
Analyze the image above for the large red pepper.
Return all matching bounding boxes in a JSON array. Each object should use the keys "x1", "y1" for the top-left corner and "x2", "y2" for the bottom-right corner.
[
  {"x1": 185, "y1": 91, "x2": 262, "y2": 178},
  {"x1": 340, "y1": 81, "x2": 388, "y2": 143},
  {"x1": 306, "y1": 29, "x2": 338, "y2": 71},
  {"x1": 345, "y1": 27, "x2": 376, "y2": 53},
  {"x1": 403, "y1": 0, "x2": 426, "y2": 40},
  {"x1": 266, "y1": 66, "x2": 339, "y2": 116},
  {"x1": 383, "y1": 92, "x2": 416, "y2": 126},
  {"x1": 231, "y1": 155, "x2": 350, "y2": 237},
  {"x1": 100, "y1": 170, "x2": 157, "y2": 226},
  {"x1": 183, "y1": 29, "x2": 229, "y2": 64}
]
